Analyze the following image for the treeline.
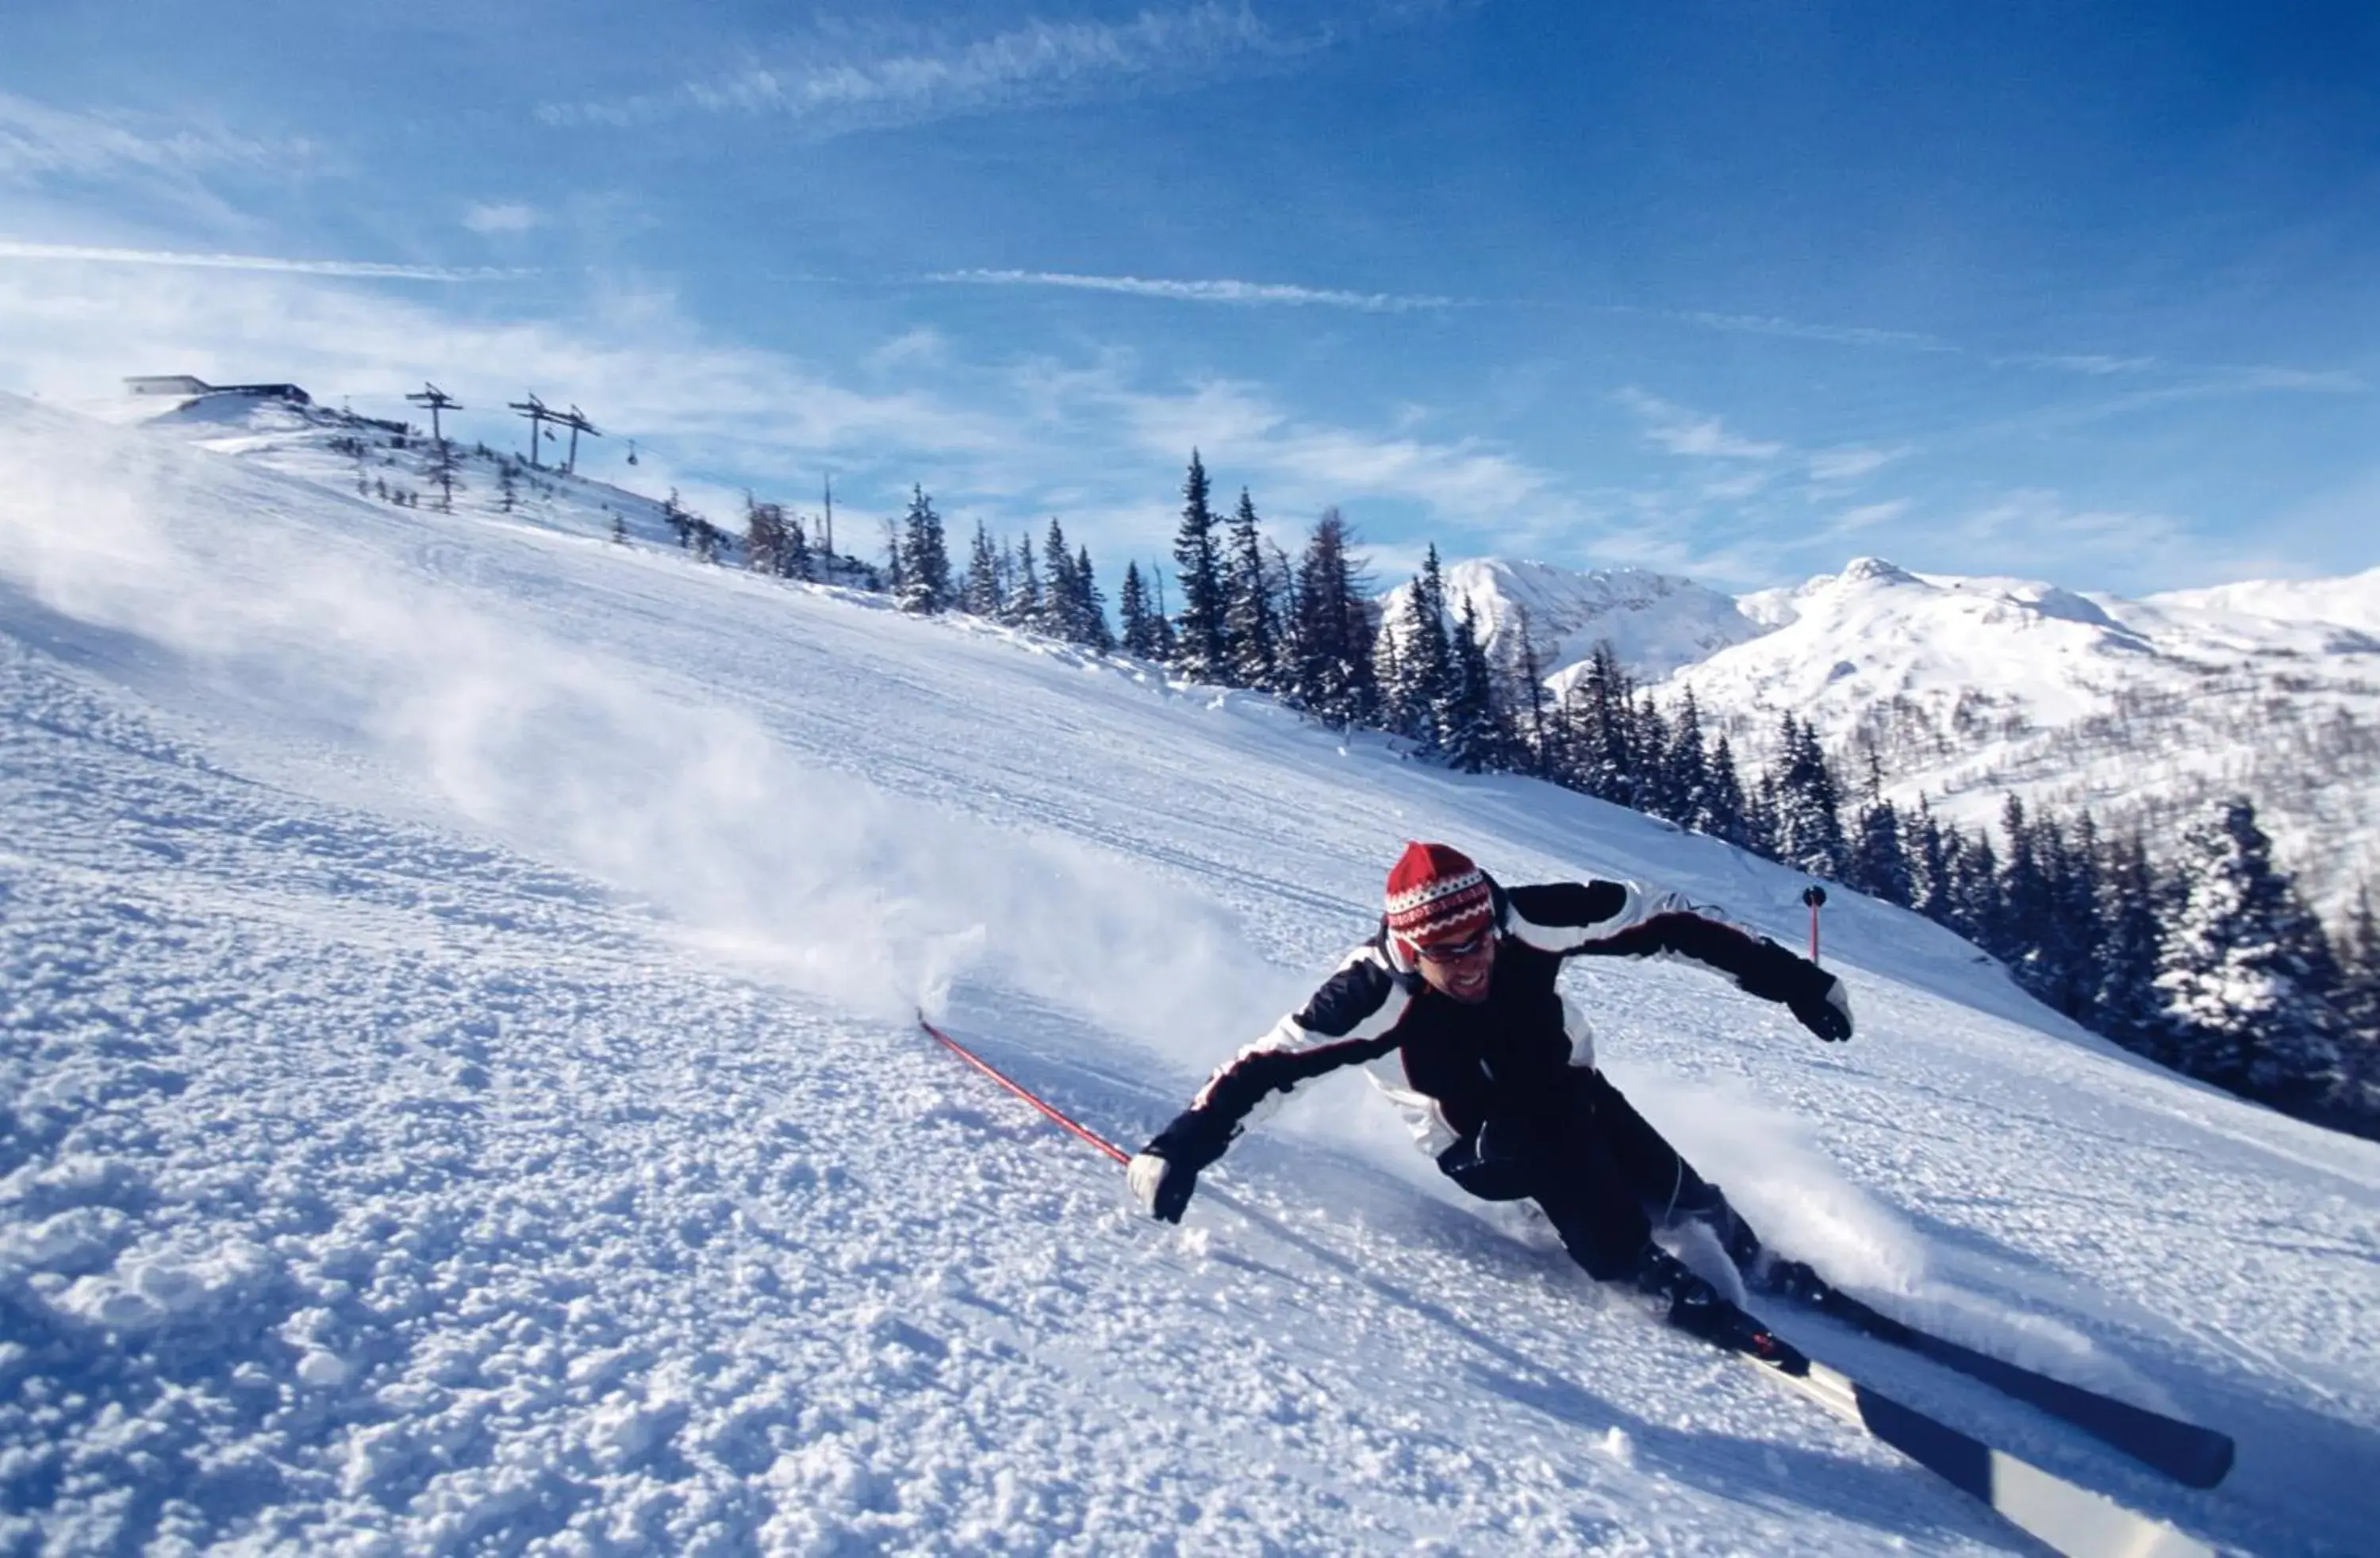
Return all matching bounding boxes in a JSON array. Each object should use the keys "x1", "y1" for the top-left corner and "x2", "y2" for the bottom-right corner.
[{"x1": 715, "y1": 450, "x2": 2378, "y2": 1138}]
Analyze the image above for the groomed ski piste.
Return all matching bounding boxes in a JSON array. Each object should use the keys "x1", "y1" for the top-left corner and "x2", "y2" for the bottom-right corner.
[{"x1": 2, "y1": 393, "x2": 2374, "y2": 1555}]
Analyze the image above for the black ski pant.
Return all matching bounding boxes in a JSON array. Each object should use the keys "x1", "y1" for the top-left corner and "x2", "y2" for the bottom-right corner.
[{"x1": 1434, "y1": 1067, "x2": 1756, "y2": 1280}]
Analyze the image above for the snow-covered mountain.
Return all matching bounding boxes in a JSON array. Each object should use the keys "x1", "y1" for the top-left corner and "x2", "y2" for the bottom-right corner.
[
  {"x1": 4, "y1": 394, "x2": 2376, "y2": 1554},
  {"x1": 1399, "y1": 558, "x2": 1765, "y2": 681},
  {"x1": 2148, "y1": 567, "x2": 2380, "y2": 636},
  {"x1": 1432, "y1": 553, "x2": 2380, "y2": 924}
]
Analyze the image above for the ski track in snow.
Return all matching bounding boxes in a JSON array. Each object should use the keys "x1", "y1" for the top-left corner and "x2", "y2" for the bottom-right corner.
[{"x1": 2, "y1": 397, "x2": 2377, "y2": 1554}]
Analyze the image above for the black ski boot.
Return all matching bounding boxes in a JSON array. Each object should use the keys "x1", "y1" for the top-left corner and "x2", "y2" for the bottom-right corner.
[
  {"x1": 1751, "y1": 1256, "x2": 1831, "y2": 1307},
  {"x1": 1675, "y1": 1184, "x2": 1833, "y2": 1309},
  {"x1": 1632, "y1": 1246, "x2": 1787, "y2": 1360}
]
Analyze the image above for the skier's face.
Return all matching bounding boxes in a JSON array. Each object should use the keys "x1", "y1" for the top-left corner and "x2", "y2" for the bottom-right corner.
[{"x1": 1415, "y1": 929, "x2": 1495, "y2": 1003}]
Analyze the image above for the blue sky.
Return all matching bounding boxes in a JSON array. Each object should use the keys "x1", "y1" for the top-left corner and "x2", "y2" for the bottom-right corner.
[{"x1": 2, "y1": 0, "x2": 2374, "y2": 595}]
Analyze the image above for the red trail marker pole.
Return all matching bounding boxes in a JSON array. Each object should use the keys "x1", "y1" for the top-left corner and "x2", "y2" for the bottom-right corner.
[{"x1": 1802, "y1": 883, "x2": 1828, "y2": 963}]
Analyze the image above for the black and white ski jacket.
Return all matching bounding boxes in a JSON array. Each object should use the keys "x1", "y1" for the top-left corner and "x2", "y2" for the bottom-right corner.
[{"x1": 1145, "y1": 878, "x2": 1836, "y2": 1172}]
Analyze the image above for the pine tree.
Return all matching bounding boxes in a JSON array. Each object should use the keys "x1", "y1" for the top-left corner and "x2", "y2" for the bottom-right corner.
[
  {"x1": 962, "y1": 521, "x2": 1004, "y2": 618},
  {"x1": 784, "y1": 512, "x2": 812, "y2": 580},
  {"x1": 1119, "y1": 562, "x2": 1162, "y2": 658},
  {"x1": 1223, "y1": 488, "x2": 1280, "y2": 690},
  {"x1": 1073, "y1": 543, "x2": 1115, "y2": 652},
  {"x1": 744, "y1": 493, "x2": 789, "y2": 576},
  {"x1": 2335, "y1": 887, "x2": 2380, "y2": 1126},
  {"x1": 1007, "y1": 536, "x2": 1042, "y2": 629},
  {"x1": 1660, "y1": 690, "x2": 1714, "y2": 832},
  {"x1": 1706, "y1": 730, "x2": 1750, "y2": 847},
  {"x1": 1042, "y1": 518, "x2": 1081, "y2": 640},
  {"x1": 1441, "y1": 596, "x2": 1503, "y2": 773},
  {"x1": 2093, "y1": 831, "x2": 2168, "y2": 1059},
  {"x1": 1395, "y1": 547, "x2": 1457, "y2": 753},
  {"x1": 1560, "y1": 643, "x2": 1637, "y2": 805},
  {"x1": 2156, "y1": 796, "x2": 2347, "y2": 1113},
  {"x1": 1635, "y1": 697, "x2": 1677, "y2": 821},
  {"x1": 1170, "y1": 451, "x2": 1228, "y2": 679},
  {"x1": 897, "y1": 486, "x2": 951, "y2": 612},
  {"x1": 1505, "y1": 604, "x2": 1554, "y2": 780},
  {"x1": 2040, "y1": 813, "x2": 2106, "y2": 1020},
  {"x1": 1284, "y1": 506, "x2": 1378, "y2": 729},
  {"x1": 1910, "y1": 798, "x2": 1953, "y2": 923},
  {"x1": 1772, "y1": 715, "x2": 1848, "y2": 878},
  {"x1": 1847, "y1": 754, "x2": 1914, "y2": 907},
  {"x1": 1952, "y1": 827, "x2": 2002, "y2": 953}
]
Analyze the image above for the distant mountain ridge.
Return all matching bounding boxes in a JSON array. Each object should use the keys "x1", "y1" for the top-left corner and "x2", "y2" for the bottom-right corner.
[{"x1": 1428, "y1": 554, "x2": 2380, "y2": 925}]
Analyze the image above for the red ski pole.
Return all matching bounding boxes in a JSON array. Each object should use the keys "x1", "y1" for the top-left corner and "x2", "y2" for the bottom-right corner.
[
  {"x1": 918, "y1": 1013, "x2": 1130, "y2": 1165},
  {"x1": 1802, "y1": 883, "x2": 1827, "y2": 963}
]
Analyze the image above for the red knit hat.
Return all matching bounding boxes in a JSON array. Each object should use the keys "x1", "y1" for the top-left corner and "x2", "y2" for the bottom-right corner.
[{"x1": 1384, "y1": 842, "x2": 1495, "y2": 954}]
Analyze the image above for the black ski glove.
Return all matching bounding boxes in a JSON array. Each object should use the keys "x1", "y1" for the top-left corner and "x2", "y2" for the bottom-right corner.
[
  {"x1": 1130, "y1": 1108, "x2": 1232, "y2": 1222},
  {"x1": 1789, "y1": 973, "x2": 1855, "y2": 1042},
  {"x1": 1127, "y1": 1149, "x2": 1199, "y2": 1222}
]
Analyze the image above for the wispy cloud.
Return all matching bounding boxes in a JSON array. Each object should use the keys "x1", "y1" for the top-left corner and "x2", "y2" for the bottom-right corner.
[
  {"x1": 539, "y1": 3, "x2": 1311, "y2": 133},
  {"x1": 462, "y1": 201, "x2": 542, "y2": 236},
  {"x1": 1635, "y1": 301, "x2": 2354, "y2": 403},
  {"x1": 0, "y1": 240, "x2": 528, "y2": 282},
  {"x1": 0, "y1": 90, "x2": 314, "y2": 184},
  {"x1": 1618, "y1": 390, "x2": 1785, "y2": 460},
  {"x1": 1672, "y1": 309, "x2": 1954, "y2": 354},
  {"x1": 1994, "y1": 351, "x2": 2160, "y2": 376},
  {"x1": 931, "y1": 268, "x2": 1458, "y2": 313},
  {"x1": 1807, "y1": 444, "x2": 1906, "y2": 483}
]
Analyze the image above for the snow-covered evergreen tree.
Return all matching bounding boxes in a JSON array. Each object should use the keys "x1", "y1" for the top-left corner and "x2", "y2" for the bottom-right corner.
[
  {"x1": 2336, "y1": 887, "x2": 2380, "y2": 1124},
  {"x1": 2156, "y1": 796, "x2": 2347, "y2": 1113},
  {"x1": 1847, "y1": 753, "x2": 1913, "y2": 908},
  {"x1": 1284, "y1": 507, "x2": 1376, "y2": 729},
  {"x1": 962, "y1": 522, "x2": 1004, "y2": 618},
  {"x1": 897, "y1": 486, "x2": 951, "y2": 612},
  {"x1": 1222, "y1": 489, "x2": 1280, "y2": 691},
  {"x1": 1398, "y1": 547, "x2": 1457, "y2": 754},
  {"x1": 1910, "y1": 798, "x2": 1954, "y2": 923},
  {"x1": 1441, "y1": 597, "x2": 1503, "y2": 773},
  {"x1": 1706, "y1": 731, "x2": 1750, "y2": 848},
  {"x1": 1169, "y1": 451, "x2": 1228, "y2": 680},
  {"x1": 1772, "y1": 715, "x2": 1848, "y2": 880},
  {"x1": 1119, "y1": 562, "x2": 1162, "y2": 658},
  {"x1": 2093, "y1": 831, "x2": 2168, "y2": 1058},
  {"x1": 1504, "y1": 605, "x2": 1554, "y2": 780},
  {"x1": 1042, "y1": 519, "x2": 1081, "y2": 640},
  {"x1": 1073, "y1": 544, "x2": 1114, "y2": 652},
  {"x1": 1005, "y1": 535, "x2": 1042, "y2": 629}
]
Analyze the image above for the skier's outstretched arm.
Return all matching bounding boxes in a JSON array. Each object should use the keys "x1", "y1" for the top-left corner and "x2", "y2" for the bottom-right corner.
[
  {"x1": 1129, "y1": 943, "x2": 1411, "y2": 1222},
  {"x1": 1508, "y1": 881, "x2": 1855, "y2": 1042}
]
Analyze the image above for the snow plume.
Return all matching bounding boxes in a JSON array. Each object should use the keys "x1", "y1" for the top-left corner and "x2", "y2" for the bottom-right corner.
[
  {"x1": 0, "y1": 401, "x2": 1262, "y2": 1042},
  {"x1": 1618, "y1": 1065, "x2": 1926, "y2": 1296}
]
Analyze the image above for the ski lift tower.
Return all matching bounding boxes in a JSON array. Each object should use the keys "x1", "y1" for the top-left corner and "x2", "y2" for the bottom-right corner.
[
  {"x1": 507, "y1": 393, "x2": 550, "y2": 467},
  {"x1": 557, "y1": 405, "x2": 601, "y2": 475},
  {"x1": 404, "y1": 382, "x2": 461, "y2": 447}
]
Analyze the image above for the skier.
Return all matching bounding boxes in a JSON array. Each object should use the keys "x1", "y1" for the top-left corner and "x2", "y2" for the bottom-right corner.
[{"x1": 1127, "y1": 842, "x2": 1854, "y2": 1345}]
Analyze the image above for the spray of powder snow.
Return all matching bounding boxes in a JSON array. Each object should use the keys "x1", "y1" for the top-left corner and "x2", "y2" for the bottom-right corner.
[
  {"x1": 0, "y1": 401, "x2": 1284, "y2": 1049},
  {"x1": 1613, "y1": 1065, "x2": 1928, "y2": 1297}
]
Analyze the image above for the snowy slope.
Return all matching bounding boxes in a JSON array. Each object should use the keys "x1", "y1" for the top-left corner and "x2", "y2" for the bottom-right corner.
[{"x1": 3, "y1": 397, "x2": 2377, "y2": 1555}]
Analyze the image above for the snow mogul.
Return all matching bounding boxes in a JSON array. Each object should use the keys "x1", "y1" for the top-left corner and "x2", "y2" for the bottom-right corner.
[{"x1": 1127, "y1": 841, "x2": 1854, "y2": 1345}]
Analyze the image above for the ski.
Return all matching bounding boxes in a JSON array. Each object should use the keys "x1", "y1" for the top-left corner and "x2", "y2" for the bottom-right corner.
[
  {"x1": 1780, "y1": 1281, "x2": 2234, "y2": 1488},
  {"x1": 1706, "y1": 1314, "x2": 2216, "y2": 1558}
]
